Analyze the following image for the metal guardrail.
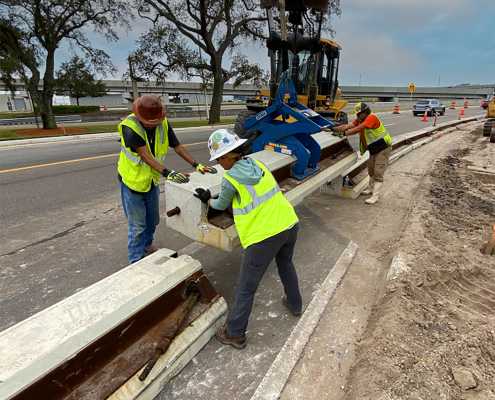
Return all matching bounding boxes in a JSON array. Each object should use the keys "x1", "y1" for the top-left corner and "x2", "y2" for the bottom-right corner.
[{"x1": 0, "y1": 115, "x2": 82, "y2": 126}]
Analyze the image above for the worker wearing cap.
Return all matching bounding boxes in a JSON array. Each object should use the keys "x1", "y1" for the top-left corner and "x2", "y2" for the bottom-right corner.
[
  {"x1": 118, "y1": 95, "x2": 216, "y2": 263},
  {"x1": 194, "y1": 129, "x2": 303, "y2": 349},
  {"x1": 333, "y1": 102, "x2": 393, "y2": 204}
]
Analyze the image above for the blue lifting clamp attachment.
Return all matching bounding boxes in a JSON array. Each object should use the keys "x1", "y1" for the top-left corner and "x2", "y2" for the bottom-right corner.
[{"x1": 242, "y1": 72, "x2": 335, "y2": 180}]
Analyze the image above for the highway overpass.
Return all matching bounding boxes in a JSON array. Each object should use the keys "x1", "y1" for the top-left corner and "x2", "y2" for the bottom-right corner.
[{"x1": 1, "y1": 80, "x2": 494, "y2": 112}]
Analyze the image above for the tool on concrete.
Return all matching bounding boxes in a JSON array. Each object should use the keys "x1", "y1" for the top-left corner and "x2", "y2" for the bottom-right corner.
[
  {"x1": 481, "y1": 225, "x2": 495, "y2": 256},
  {"x1": 166, "y1": 206, "x2": 181, "y2": 217}
]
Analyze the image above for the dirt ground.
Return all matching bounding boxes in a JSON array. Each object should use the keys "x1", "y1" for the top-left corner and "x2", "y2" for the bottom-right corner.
[{"x1": 345, "y1": 125, "x2": 495, "y2": 399}]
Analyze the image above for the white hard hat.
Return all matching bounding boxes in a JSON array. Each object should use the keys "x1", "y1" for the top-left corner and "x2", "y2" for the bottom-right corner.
[{"x1": 208, "y1": 128, "x2": 247, "y2": 161}]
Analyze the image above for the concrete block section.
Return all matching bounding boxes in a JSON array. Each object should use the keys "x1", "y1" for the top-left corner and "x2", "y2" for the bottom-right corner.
[
  {"x1": 165, "y1": 134, "x2": 352, "y2": 251},
  {"x1": 285, "y1": 153, "x2": 357, "y2": 206},
  {"x1": 0, "y1": 250, "x2": 204, "y2": 399}
]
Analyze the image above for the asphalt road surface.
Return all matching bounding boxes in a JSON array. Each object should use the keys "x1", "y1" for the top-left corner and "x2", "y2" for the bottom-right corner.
[{"x1": 0, "y1": 107, "x2": 483, "y2": 331}]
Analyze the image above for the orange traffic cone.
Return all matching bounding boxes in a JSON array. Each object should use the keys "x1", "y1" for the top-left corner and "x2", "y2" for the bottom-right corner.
[
  {"x1": 458, "y1": 108, "x2": 465, "y2": 120},
  {"x1": 464, "y1": 100, "x2": 469, "y2": 109},
  {"x1": 449, "y1": 100, "x2": 456, "y2": 109},
  {"x1": 421, "y1": 110, "x2": 429, "y2": 122},
  {"x1": 393, "y1": 104, "x2": 400, "y2": 114}
]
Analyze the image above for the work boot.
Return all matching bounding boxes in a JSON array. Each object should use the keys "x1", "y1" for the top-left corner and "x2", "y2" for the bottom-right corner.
[
  {"x1": 365, "y1": 182, "x2": 382, "y2": 204},
  {"x1": 361, "y1": 178, "x2": 374, "y2": 196},
  {"x1": 215, "y1": 325, "x2": 247, "y2": 350},
  {"x1": 283, "y1": 297, "x2": 302, "y2": 317}
]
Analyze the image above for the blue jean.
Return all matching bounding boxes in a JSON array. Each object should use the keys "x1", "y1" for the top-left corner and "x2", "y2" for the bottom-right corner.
[
  {"x1": 227, "y1": 224, "x2": 302, "y2": 337},
  {"x1": 120, "y1": 182, "x2": 160, "y2": 263}
]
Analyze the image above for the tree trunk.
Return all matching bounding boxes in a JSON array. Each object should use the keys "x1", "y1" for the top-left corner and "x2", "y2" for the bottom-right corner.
[
  {"x1": 41, "y1": 48, "x2": 57, "y2": 129},
  {"x1": 76, "y1": 97, "x2": 80, "y2": 106},
  {"x1": 208, "y1": 66, "x2": 223, "y2": 124},
  {"x1": 39, "y1": 92, "x2": 56, "y2": 129}
]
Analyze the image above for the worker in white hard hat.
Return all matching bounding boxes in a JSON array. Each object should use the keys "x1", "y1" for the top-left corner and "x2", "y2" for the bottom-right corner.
[
  {"x1": 333, "y1": 102, "x2": 393, "y2": 204},
  {"x1": 194, "y1": 128, "x2": 303, "y2": 349}
]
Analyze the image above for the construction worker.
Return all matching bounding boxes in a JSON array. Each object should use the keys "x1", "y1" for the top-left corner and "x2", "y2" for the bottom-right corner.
[
  {"x1": 333, "y1": 102, "x2": 393, "y2": 204},
  {"x1": 194, "y1": 129, "x2": 303, "y2": 349},
  {"x1": 118, "y1": 95, "x2": 216, "y2": 263}
]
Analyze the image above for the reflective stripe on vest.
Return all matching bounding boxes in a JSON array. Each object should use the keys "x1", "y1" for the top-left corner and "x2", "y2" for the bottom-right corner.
[
  {"x1": 232, "y1": 185, "x2": 280, "y2": 216},
  {"x1": 224, "y1": 159, "x2": 299, "y2": 248},
  {"x1": 120, "y1": 146, "x2": 142, "y2": 164}
]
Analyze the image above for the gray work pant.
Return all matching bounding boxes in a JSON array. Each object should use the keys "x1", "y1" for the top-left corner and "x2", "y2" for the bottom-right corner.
[{"x1": 227, "y1": 224, "x2": 302, "y2": 337}]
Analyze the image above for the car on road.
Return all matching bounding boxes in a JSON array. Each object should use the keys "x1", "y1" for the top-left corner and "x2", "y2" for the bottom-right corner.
[{"x1": 412, "y1": 99, "x2": 446, "y2": 116}]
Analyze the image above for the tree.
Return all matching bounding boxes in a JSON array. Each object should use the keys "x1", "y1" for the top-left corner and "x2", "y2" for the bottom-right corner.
[
  {"x1": 0, "y1": 1, "x2": 128, "y2": 129},
  {"x1": 56, "y1": 56, "x2": 107, "y2": 106},
  {"x1": 132, "y1": 0, "x2": 267, "y2": 124}
]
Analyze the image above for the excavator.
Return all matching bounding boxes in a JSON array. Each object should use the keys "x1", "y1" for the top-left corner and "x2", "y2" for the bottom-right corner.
[
  {"x1": 243, "y1": 0, "x2": 347, "y2": 124},
  {"x1": 234, "y1": 0, "x2": 348, "y2": 180}
]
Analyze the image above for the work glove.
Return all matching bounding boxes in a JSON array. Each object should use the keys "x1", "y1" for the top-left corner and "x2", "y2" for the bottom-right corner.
[
  {"x1": 162, "y1": 168, "x2": 189, "y2": 184},
  {"x1": 194, "y1": 188, "x2": 212, "y2": 204},
  {"x1": 332, "y1": 131, "x2": 345, "y2": 139},
  {"x1": 193, "y1": 162, "x2": 218, "y2": 174}
]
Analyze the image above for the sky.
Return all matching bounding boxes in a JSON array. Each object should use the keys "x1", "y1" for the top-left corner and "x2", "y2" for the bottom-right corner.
[{"x1": 58, "y1": 0, "x2": 495, "y2": 87}]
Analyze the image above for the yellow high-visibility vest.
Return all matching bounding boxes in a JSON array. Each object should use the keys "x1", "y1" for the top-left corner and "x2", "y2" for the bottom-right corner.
[
  {"x1": 117, "y1": 114, "x2": 169, "y2": 192},
  {"x1": 224, "y1": 159, "x2": 299, "y2": 248},
  {"x1": 360, "y1": 114, "x2": 393, "y2": 154}
]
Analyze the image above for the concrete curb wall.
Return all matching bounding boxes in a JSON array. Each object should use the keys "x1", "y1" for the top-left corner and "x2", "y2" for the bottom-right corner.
[{"x1": 341, "y1": 114, "x2": 484, "y2": 178}]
